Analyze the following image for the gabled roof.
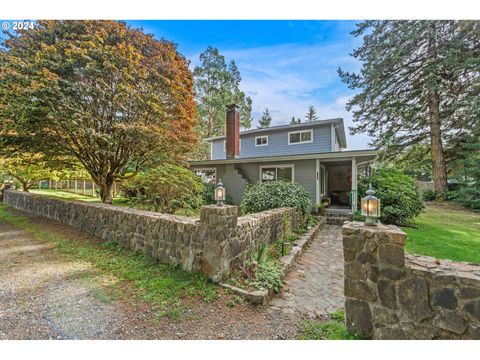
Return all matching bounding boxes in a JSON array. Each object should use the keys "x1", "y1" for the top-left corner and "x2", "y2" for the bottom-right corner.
[
  {"x1": 204, "y1": 117, "x2": 347, "y2": 148},
  {"x1": 189, "y1": 149, "x2": 378, "y2": 166}
]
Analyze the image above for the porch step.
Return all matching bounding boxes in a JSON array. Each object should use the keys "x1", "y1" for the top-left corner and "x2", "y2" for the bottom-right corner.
[{"x1": 323, "y1": 209, "x2": 352, "y2": 225}]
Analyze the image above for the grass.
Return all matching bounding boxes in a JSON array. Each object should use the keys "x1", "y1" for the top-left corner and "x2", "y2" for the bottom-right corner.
[
  {"x1": 30, "y1": 189, "x2": 130, "y2": 207},
  {"x1": 0, "y1": 204, "x2": 218, "y2": 318},
  {"x1": 403, "y1": 203, "x2": 480, "y2": 264},
  {"x1": 30, "y1": 189, "x2": 199, "y2": 217},
  {"x1": 298, "y1": 310, "x2": 362, "y2": 340}
]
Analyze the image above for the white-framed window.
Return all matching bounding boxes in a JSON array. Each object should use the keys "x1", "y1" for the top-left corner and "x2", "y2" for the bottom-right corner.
[
  {"x1": 255, "y1": 135, "x2": 268, "y2": 147},
  {"x1": 259, "y1": 164, "x2": 294, "y2": 183},
  {"x1": 194, "y1": 168, "x2": 217, "y2": 183},
  {"x1": 288, "y1": 129, "x2": 313, "y2": 145},
  {"x1": 223, "y1": 139, "x2": 242, "y2": 151}
]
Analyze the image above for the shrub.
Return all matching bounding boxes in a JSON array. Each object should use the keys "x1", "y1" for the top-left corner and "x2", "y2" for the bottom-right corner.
[
  {"x1": 358, "y1": 168, "x2": 424, "y2": 226},
  {"x1": 422, "y1": 189, "x2": 437, "y2": 202},
  {"x1": 452, "y1": 186, "x2": 480, "y2": 209},
  {"x1": 201, "y1": 181, "x2": 234, "y2": 205},
  {"x1": 240, "y1": 181, "x2": 311, "y2": 215},
  {"x1": 120, "y1": 163, "x2": 204, "y2": 214}
]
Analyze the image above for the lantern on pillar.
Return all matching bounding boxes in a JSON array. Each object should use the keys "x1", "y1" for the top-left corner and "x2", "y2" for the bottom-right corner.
[
  {"x1": 361, "y1": 185, "x2": 381, "y2": 226},
  {"x1": 215, "y1": 180, "x2": 226, "y2": 206}
]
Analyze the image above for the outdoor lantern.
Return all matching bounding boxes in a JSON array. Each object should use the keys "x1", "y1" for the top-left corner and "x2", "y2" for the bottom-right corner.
[
  {"x1": 215, "y1": 180, "x2": 226, "y2": 206},
  {"x1": 361, "y1": 185, "x2": 381, "y2": 226}
]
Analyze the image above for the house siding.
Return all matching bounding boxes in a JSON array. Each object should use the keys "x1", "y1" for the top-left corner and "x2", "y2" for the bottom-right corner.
[
  {"x1": 211, "y1": 124, "x2": 332, "y2": 160},
  {"x1": 192, "y1": 159, "x2": 318, "y2": 208}
]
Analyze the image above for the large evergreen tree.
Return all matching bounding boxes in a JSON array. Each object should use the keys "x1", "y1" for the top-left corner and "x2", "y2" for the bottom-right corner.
[
  {"x1": 258, "y1": 108, "x2": 272, "y2": 128},
  {"x1": 305, "y1": 105, "x2": 319, "y2": 122},
  {"x1": 193, "y1": 47, "x2": 252, "y2": 137},
  {"x1": 339, "y1": 20, "x2": 480, "y2": 193}
]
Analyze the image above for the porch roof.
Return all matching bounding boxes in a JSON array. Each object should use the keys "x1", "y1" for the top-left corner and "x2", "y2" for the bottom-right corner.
[{"x1": 189, "y1": 149, "x2": 379, "y2": 166}]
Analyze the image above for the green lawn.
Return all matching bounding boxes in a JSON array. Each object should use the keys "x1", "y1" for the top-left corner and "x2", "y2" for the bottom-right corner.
[
  {"x1": 0, "y1": 203, "x2": 217, "y2": 317},
  {"x1": 31, "y1": 189, "x2": 130, "y2": 206},
  {"x1": 403, "y1": 203, "x2": 480, "y2": 264},
  {"x1": 30, "y1": 189, "x2": 199, "y2": 217}
]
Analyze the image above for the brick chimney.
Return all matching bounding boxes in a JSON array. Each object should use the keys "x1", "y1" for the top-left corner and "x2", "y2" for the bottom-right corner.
[{"x1": 225, "y1": 104, "x2": 240, "y2": 159}]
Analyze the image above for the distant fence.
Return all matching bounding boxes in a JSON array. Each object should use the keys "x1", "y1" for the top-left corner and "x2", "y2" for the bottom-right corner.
[
  {"x1": 38, "y1": 179, "x2": 118, "y2": 198},
  {"x1": 415, "y1": 180, "x2": 435, "y2": 193}
]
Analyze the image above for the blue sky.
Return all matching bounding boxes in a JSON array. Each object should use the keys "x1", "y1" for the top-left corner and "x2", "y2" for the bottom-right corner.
[{"x1": 127, "y1": 20, "x2": 370, "y2": 150}]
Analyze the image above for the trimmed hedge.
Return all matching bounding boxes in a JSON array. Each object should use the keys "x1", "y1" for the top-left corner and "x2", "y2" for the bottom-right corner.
[{"x1": 240, "y1": 181, "x2": 311, "y2": 215}]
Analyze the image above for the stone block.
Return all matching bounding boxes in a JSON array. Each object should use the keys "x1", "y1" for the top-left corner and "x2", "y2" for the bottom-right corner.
[
  {"x1": 344, "y1": 261, "x2": 367, "y2": 280},
  {"x1": 377, "y1": 279, "x2": 396, "y2": 309},
  {"x1": 432, "y1": 288, "x2": 458, "y2": 310},
  {"x1": 371, "y1": 306, "x2": 398, "y2": 325},
  {"x1": 376, "y1": 327, "x2": 409, "y2": 340},
  {"x1": 344, "y1": 279, "x2": 376, "y2": 302},
  {"x1": 377, "y1": 244, "x2": 404, "y2": 267},
  {"x1": 379, "y1": 267, "x2": 406, "y2": 280},
  {"x1": 433, "y1": 311, "x2": 468, "y2": 335},
  {"x1": 345, "y1": 299, "x2": 373, "y2": 338},
  {"x1": 357, "y1": 251, "x2": 377, "y2": 265},
  {"x1": 464, "y1": 300, "x2": 480, "y2": 321},
  {"x1": 459, "y1": 287, "x2": 480, "y2": 299},
  {"x1": 342, "y1": 234, "x2": 364, "y2": 253},
  {"x1": 398, "y1": 277, "x2": 433, "y2": 321}
]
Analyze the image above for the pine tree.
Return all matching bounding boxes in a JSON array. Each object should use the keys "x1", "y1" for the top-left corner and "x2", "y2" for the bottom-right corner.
[
  {"x1": 290, "y1": 116, "x2": 301, "y2": 125},
  {"x1": 338, "y1": 21, "x2": 480, "y2": 193},
  {"x1": 258, "y1": 108, "x2": 272, "y2": 128},
  {"x1": 305, "y1": 105, "x2": 318, "y2": 122},
  {"x1": 193, "y1": 47, "x2": 252, "y2": 137}
]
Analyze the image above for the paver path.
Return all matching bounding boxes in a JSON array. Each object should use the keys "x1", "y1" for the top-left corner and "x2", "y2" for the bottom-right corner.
[{"x1": 268, "y1": 224, "x2": 344, "y2": 318}]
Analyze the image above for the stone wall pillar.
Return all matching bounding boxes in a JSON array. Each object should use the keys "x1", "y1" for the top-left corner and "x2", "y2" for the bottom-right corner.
[
  {"x1": 197, "y1": 205, "x2": 239, "y2": 282},
  {"x1": 342, "y1": 221, "x2": 407, "y2": 339}
]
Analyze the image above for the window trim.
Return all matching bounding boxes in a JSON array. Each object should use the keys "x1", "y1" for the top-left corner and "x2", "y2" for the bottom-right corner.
[
  {"x1": 287, "y1": 129, "x2": 314, "y2": 145},
  {"x1": 259, "y1": 164, "x2": 295, "y2": 183},
  {"x1": 254, "y1": 135, "x2": 269, "y2": 147},
  {"x1": 193, "y1": 167, "x2": 217, "y2": 183}
]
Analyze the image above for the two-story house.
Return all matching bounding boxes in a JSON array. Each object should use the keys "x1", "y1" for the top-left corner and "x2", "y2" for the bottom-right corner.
[{"x1": 189, "y1": 104, "x2": 378, "y2": 217}]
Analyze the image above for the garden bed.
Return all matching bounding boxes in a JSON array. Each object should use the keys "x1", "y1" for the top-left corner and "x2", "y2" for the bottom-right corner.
[{"x1": 220, "y1": 216, "x2": 325, "y2": 305}]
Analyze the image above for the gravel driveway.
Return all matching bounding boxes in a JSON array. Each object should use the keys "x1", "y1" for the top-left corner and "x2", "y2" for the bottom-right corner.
[{"x1": 0, "y1": 211, "x2": 344, "y2": 340}]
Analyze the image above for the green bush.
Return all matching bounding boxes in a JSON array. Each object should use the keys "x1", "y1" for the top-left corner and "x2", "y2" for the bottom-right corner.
[
  {"x1": 422, "y1": 189, "x2": 437, "y2": 202},
  {"x1": 358, "y1": 168, "x2": 424, "y2": 226},
  {"x1": 240, "y1": 181, "x2": 312, "y2": 215},
  {"x1": 452, "y1": 186, "x2": 480, "y2": 209},
  {"x1": 201, "y1": 181, "x2": 234, "y2": 205},
  {"x1": 120, "y1": 163, "x2": 204, "y2": 214}
]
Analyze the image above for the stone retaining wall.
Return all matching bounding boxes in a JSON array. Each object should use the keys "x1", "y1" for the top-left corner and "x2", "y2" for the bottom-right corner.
[
  {"x1": 342, "y1": 221, "x2": 480, "y2": 340},
  {"x1": 3, "y1": 190, "x2": 298, "y2": 282}
]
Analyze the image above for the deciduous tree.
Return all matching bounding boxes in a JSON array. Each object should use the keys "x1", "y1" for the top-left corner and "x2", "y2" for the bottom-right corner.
[
  {"x1": 0, "y1": 154, "x2": 56, "y2": 192},
  {"x1": 0, "y1": 21, "x2": 197, "y2": 203}
]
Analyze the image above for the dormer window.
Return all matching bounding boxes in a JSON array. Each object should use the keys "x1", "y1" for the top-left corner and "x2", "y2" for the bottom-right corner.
[
  {"x1": 255, "y1": 136, "x2": 268, "y2": 147},
  {"x1": 288, "y1": 129, "x2": 313, "y2": 145}
]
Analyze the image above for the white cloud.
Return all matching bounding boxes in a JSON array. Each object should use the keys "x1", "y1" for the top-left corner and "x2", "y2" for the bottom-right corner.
[{"x1": 187, "y1": 42, "x2": 372, "y2": 150}]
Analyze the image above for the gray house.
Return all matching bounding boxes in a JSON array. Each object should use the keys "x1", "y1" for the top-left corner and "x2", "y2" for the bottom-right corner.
[{"x1": 190, "y1": 105, "x2": 378, "y2": 219}]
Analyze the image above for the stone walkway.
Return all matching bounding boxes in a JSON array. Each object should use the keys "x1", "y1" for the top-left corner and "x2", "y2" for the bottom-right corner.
[{"x1": 268, "y1": 224, "x2": 344, "y2": 319}]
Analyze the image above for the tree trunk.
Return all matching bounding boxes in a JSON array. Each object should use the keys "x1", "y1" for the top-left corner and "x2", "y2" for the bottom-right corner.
[
  {"x1": 426, "y1": 22, "x2": 448, "y2": 194},
  {"x1": 99, "y1": 179, "x2": 114, "y2": 204},
  {"x1": 428, "y1": 90, "x2": 449, "y2": 193}
]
